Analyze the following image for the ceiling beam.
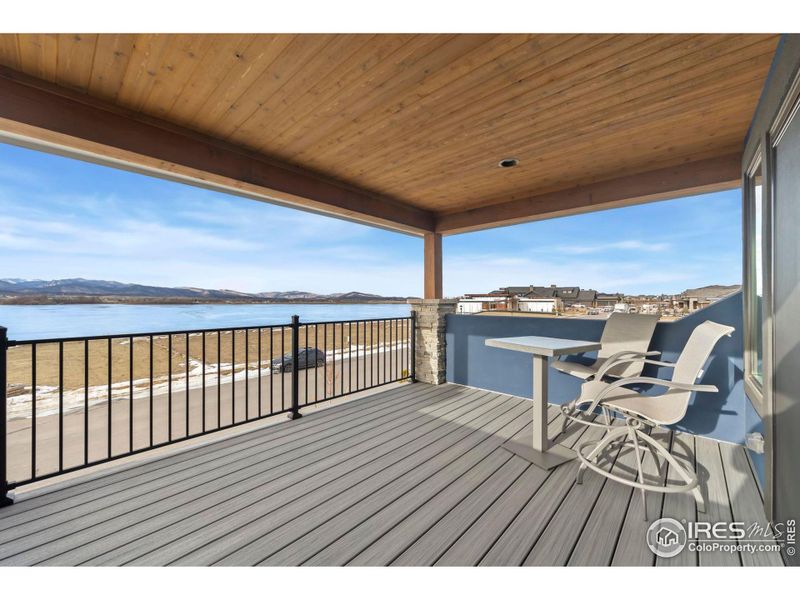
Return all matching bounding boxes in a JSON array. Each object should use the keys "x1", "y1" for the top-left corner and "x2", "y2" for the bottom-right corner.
[
  {"x1": 0, "y1": 67, "x2": 435, "y2": 235},
  {"x1": 435, "y1": 153, "x2": 742, "y2": 235}
]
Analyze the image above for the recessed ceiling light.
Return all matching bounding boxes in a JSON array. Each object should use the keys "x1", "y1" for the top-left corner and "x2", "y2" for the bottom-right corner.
[{"x1": 498, "y1": 158, "x2": 519, "y2": 168}]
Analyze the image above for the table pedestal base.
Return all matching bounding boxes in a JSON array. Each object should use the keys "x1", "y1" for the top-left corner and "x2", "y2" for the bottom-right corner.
[{"x1": 502, "y1": 439, "x2": 577, "y2": 470}]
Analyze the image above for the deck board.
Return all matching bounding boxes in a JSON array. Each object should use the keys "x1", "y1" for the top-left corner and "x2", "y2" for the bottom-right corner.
[
  {"x1": 434, "y1": 461, "x2": 548, "y2": 566},
  {"x1": 523, "y1": 419, "x2": 627, "y2": 566},
  {"x1": 719, "y1": 442, "x2": 783, "y2": 567},
  {"x1": 214, "y1": 394, "x2": 527, "y2": 566},
  {"x1": 140, "y1": 391, "x2": 517, "y2": 566},
  {"x1": 67, "y1": 388, "x2": 501, "y2": 565},
  {"x1": 3, "y1": 385, "x2": 476, "y2": 564},
  {"x1": 389, "y1": 454, "x2": 529, "y2": 566},
  {"x1": 0, "y1": 384, "x2": 460, "y2": 544},
  {"x1": 611, "y1": 430, "x2": 674, "y2": 566},
  {"x1": 401, "y1": 412, "x2": 594, "y2": 567},
  {"x1": 0, "y1": 383, "x2": 779, "y2": 566},
  {"x1": 696, "y1": 436, "x2": 741, "y2": 567},
  {"x1": 307, "y1": 408, "x2": 558, "y2": 566},
  {"x1": 567, "y1": 425, "x2": 643, "y2": 566},
  {"x1": 479, "y1": 419, "x2": 610, "y2": 566},
  {"x1": 656, "y1": 432, "x2": 699, "y2": 566}
]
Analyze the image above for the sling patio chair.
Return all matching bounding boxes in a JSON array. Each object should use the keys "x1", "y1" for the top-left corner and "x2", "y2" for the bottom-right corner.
[
  {"x1": 566, "y1": 320, "x2": 735, "y2": 517},
  {"x1": 552, "y1": 312, "x2": 660, "y2": 381},
  {"x1": 556, "y1": 312, "x2": 659, "y2": 432}
]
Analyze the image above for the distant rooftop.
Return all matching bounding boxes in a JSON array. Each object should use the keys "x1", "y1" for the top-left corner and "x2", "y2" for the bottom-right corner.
[{"x1": 488, "y1": 285, "x2": 620, "y2": 301}]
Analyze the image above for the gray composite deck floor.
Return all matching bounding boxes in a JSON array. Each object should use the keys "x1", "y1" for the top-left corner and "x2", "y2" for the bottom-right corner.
[{"x1": 0, "y1": 383, "x2": 782, "y2": 566}]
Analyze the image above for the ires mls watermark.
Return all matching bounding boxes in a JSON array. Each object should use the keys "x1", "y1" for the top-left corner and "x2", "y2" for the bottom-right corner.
[{"x1": 646, "y1": 517, "x2": 795, "y2": 559}]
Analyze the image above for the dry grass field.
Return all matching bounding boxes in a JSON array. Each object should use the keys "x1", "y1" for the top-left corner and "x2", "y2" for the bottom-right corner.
[{"x1": 6, "y1": 320, "x2": 410, "y2": 409}]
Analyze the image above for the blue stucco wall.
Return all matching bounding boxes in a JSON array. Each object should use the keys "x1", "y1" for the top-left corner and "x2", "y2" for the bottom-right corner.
[{"x1": 446, "y1": 292, "x2": 747, "y2": 444}]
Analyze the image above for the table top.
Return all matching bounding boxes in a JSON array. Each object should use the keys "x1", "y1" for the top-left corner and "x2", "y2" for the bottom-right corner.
[{"x1": 485, "y1": 335, "x2": 601, "y2": 357}]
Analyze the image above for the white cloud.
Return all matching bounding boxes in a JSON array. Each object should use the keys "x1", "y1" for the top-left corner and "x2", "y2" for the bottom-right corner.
[
  {"x1": 0, "y1": 214, "x2": 261, "y2": 255},
  {"x1": 0, "y1": 189, "x2": 423, "y2": 296},
  {"x1": 556, "y1": 239, "x2": 671, "y2": 255},
  {"x1": 0, "y1": 163, "x2": 44, "y2": 188}
]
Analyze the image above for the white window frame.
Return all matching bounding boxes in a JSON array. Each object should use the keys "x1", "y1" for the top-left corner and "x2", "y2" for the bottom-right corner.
[{"x1": 743, "y1": 150, "x2": 769, "y2": 414}]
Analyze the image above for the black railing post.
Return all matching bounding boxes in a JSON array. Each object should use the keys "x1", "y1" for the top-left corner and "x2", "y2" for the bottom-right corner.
[
  {"x1": 410, "y1": 311, "x2": 417, "y2": 383},
  {"x1": 1, "y1": 326, "x2": 13, "y2": 506},
  {"x1": 288, "y1": 315, "x2": 302, "y2": 420}
]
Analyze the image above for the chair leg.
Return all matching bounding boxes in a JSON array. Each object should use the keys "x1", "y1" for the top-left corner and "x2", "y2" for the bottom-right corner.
[
  {"x1": 642, "y1": 427, "x2": 661, "y2": 476},
  {"x1": 638, "y1": 430, "x2": 705, "y2": 513},
  {"x1": 576, "y1": 427, "x2": 629, "y2": 484},
  {"x1": 560, "y1": 403, "x2": 578, "y2": 434},
  {"x1": 561, "y1": 402, "x2": 587, "y2": 434},
  {"x1": 628, "y1": 426, "x2": 649, "y2": 521}
]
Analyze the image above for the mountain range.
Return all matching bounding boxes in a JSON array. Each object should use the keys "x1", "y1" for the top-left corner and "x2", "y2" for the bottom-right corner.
[{"x1": 0, "y1": 278, "x2": 411, "y2": 304}]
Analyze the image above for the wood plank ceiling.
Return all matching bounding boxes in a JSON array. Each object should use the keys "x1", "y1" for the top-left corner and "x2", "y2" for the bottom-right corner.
[{"x1": 0, "y1": 34, "x2": 780, "y2": 234}]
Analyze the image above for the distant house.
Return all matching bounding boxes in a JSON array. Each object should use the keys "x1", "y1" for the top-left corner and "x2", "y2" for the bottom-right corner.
[
  {"x1": 520, "y1": 285, "x2": 621, "y2": 308},
  {"x1": 639, "y1": 303, "x2": 661, "y2": 315},
  {"x1": 595, "y1": 292, "x2": 623, "y2": 307},
  {"x1": 457, "y1": 292, "x2": 512, "y2": 313},
  {"x1": 518, "y1": 297, "x2": 562, "y2": 313},
  {"x1": 493, "y1": 286, "x2": 532, "y2": 296},
  {"x1": 576, "y1": 288, "x2": 598, "y2": 307},
  {"x1": 458, "y1": 284, "x2": 626, "y2": 314},
  {"x1": 456, "y1": 284, "x2": 735, "y2": 318},
  {"x1": 673, "y1": 284, "x2": 742, "y2": 312},
  {"x1": 499, "y1": 284, "x2": 584, "y2": 307}
]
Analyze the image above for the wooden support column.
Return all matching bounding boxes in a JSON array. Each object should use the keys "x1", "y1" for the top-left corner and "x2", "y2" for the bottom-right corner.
[
  {"x1": 412, "y1": 233, "x2": 451, "y2": 384},
  {"x1": 424, "y1": 232, "x2": 443, "y2": 300}
]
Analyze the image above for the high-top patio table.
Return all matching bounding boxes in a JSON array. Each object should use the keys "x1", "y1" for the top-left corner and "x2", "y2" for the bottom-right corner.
[{"x1": 485, "y1": 335, "x2": 602, "y2": 470}]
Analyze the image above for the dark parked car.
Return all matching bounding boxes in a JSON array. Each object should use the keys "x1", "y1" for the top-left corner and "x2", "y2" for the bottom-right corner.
[{"x1": 271, "y1": 347, "x2": 326, "y2": 373}]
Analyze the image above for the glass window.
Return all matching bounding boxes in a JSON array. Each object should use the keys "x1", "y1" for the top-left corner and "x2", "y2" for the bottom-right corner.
[{"x1": 747, "y1": 161, "x2": 764, "y2": 388}]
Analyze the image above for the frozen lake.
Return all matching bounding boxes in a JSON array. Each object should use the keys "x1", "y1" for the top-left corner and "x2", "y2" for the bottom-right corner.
[{"x1": 0, "y1": 303, "x2": 412, "y2": 340}]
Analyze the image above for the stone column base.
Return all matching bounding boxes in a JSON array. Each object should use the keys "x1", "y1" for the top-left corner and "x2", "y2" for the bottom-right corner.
[{"x1": 408, "y1": 299, "x2": 457, "y2": 385}]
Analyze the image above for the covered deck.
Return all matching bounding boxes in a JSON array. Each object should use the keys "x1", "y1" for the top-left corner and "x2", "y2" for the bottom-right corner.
[
  {"x1": 0, "y1": 33, "x2": 792, "y2": 567},
  {"x1": 0, "y1": 383, "x2": 778, "y2": 566}
]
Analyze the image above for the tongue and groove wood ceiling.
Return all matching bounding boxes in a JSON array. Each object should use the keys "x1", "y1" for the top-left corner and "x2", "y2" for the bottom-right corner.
[{"x1": 0, "y1": 34, "x2": 780, "y2": 233}]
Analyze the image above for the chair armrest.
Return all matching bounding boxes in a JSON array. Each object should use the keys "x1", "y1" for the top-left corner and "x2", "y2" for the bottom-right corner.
[
  {"x1": 579, "y1": 376, "x2": 718, "y2": 415},
  {"x1": 595, "y1": 358, "x2": 677, "y2": 380},
  {"x1": 601, "y1": 377, "x2": 718, "y2": 395},
  {"x1": 606, "y1": 350, "x2": 661, "y2": 361},
  {"x1": 595, "y1": 351, "x2": 665, "y2": 379}
]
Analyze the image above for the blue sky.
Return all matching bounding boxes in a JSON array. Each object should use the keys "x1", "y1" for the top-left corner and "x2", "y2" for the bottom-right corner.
[{"x1": 0, "y1": 142, "x2": 742, "y2": 297}]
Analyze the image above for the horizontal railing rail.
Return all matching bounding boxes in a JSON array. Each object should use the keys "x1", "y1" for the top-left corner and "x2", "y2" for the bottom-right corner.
[{"x1": 1, "y1": 313, "x2": 415, "y2": 500}]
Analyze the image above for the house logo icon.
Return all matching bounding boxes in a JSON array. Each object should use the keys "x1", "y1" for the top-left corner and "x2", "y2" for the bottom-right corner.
[
  {"x1": 646, "y1": 518, "x2": 687, "y2": 558},
  {"x1": 656, "y1": 527, "x2": 679, "y2": 546}
]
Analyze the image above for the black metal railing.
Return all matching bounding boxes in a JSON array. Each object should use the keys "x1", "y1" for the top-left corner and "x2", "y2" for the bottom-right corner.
[{"x1": 0, "y1": 313, "x2": 416, "y2": 501}]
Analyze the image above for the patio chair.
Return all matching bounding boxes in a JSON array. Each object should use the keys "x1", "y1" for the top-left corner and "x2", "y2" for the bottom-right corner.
[
  {"x1": 569, "y1": 320, "x2": 735, "y2": 518},
  {"x1": 552, "y1": 312, "x2": 659, "y2": 381},
  {"x1": 556, "y1": 312, "x2": 659, "y2": 432}
]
